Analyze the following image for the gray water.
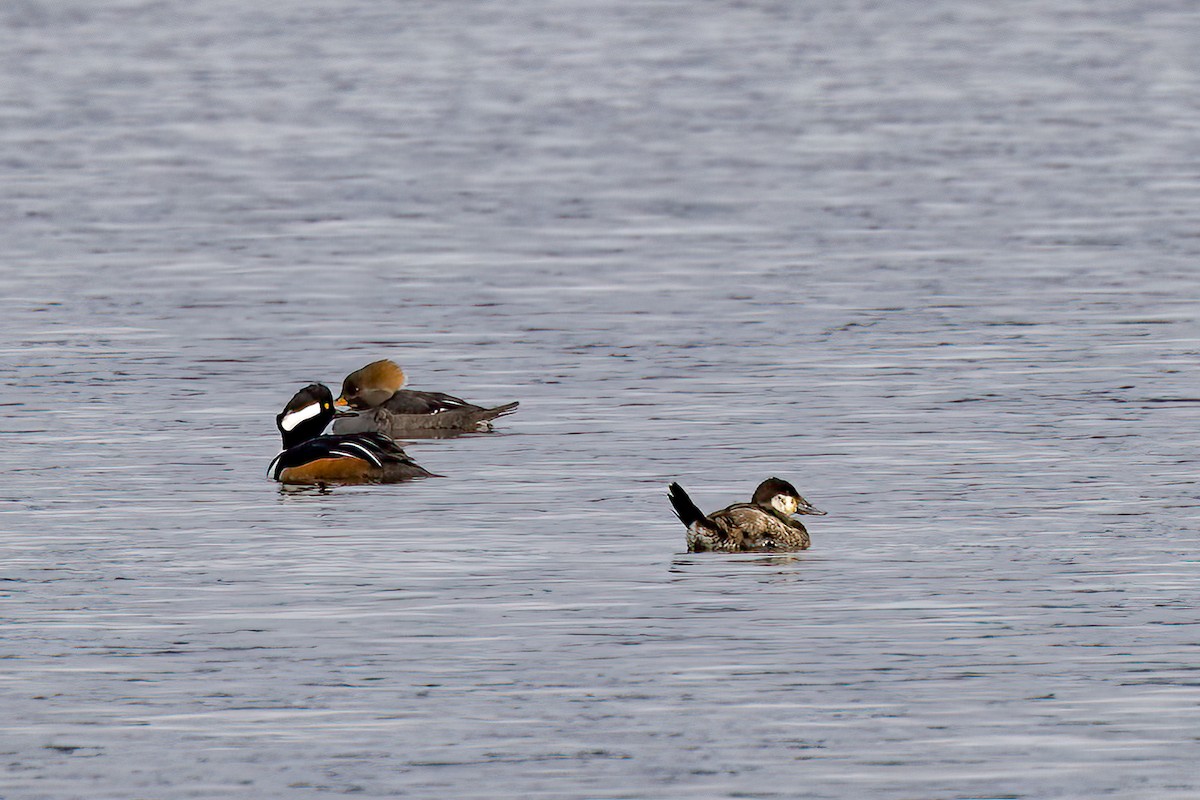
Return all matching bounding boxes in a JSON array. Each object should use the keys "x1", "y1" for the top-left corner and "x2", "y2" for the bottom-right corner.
[{"x1": 3, "y1": 1, "x2": 1200, "y2": 798}]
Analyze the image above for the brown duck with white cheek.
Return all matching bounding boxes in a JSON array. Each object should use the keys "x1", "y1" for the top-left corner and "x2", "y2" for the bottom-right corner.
[
  {"x1": 668, "y1": 477, "x2": 826, "y2": 552},
  {"x1": 332, "y1": 359, "x2": 519, "y2": 436}
]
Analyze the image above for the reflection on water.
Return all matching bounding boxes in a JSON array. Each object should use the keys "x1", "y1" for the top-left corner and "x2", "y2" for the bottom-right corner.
[
  {"x1": 3, "y1": 0, "x2": 1200, "y2": 798},
  {"x1": 670, "y1": 553, "x2": 810, "y2": 570}
]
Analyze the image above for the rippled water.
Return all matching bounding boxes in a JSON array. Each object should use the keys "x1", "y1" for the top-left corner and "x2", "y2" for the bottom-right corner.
[{"x1": 3, "y1": 1, "x2": 1200, "y2": 797}]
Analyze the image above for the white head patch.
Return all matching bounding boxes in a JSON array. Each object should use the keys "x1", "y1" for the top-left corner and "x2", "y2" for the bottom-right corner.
[
  {"x1": 771, "y1": 494, "x2": 798, "y2": 515},
  {"x1": 280, "y1": 402, "x2": 323, "y2": 431}
]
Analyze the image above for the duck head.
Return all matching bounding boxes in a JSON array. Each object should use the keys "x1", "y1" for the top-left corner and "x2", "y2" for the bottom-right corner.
[
  {"x1": 336, "y1": 359, "x2": 406, "y2": 410},
  {"x1": 753, "y1": 477, "x2": 826, "y2": 517},
  {"x1": 276, "y1": 383, "x2": 336, "y2": 449}
]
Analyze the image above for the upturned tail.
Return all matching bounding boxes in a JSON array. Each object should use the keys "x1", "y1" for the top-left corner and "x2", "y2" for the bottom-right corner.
[
  {"x1": 480, "y1": 401, "x2": 520, "y2": 421},
  {"x1": 668, "y1": 482, "x2": 706, "y2": 528}
]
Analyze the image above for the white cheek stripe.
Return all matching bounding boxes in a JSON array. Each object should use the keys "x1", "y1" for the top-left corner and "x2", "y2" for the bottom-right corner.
[
  {"x1": 281, "y1": 402, "x2": 323, "y2": 431},
  {"x1": 771, "y1": 495, "x2": 795, "y2": 515}
]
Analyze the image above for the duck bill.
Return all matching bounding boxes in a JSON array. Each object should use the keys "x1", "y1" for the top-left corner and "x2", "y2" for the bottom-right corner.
[{"x1": 795, "y1": 502, "x2": 827, "y2": 517}]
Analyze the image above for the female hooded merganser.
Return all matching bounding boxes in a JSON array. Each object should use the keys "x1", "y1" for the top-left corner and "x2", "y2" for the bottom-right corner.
[
  {"x1": 268, "y1": 383, "x2": 435, "y2": 485},
  {"x1": 331, "y1": 359, "x2": 519, "y2": 436},
  {"x1": 668, "y1": 477, "x2": 826, "y2": 552}
]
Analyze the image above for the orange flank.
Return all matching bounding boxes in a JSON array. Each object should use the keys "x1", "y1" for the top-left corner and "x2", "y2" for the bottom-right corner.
[{"x1": 277, "y1": 457, "x2": 377, "y2": 485}]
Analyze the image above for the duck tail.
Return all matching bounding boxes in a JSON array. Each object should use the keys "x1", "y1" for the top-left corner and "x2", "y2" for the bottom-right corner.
[
  {"x1": 482, "y1": 400, "x2": 520, "y2": 420},
  {"x1": 667, "y1": 482, "x2": 706, "y2": 528},
  {"x1": 468, "y1": 400, "x2": 519, "y2": 431}
]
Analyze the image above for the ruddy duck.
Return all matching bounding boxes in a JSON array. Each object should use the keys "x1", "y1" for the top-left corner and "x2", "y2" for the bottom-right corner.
[
  {"x1": 332, "y1": 359, "x2": 518, "y2": 436},
  {"x1": 268, "y1": 384, "x2": 435, "y2": 485},
  {"x1": 668, "y1": 477, "x2": 826, "y2": 552}
]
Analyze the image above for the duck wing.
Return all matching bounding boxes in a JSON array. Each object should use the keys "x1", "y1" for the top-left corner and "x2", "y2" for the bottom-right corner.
[
  {"x1": 269, "y1": 433, "x2": 434, "y2": 483},
  {"x1": 705, "y1": 504, "x2": 809, "y2": 551},
  {"x1": 381, "y1": 389, "x2": 480, "y2": 415}
]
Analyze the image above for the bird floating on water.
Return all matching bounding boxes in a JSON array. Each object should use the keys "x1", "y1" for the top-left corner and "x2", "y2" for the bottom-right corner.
[
  {"x1": 668, "y1": 477, "x2": 826, "y2": 552},
  {"x1": 332, "y1": 359, "x2": 519, "y2": 436}
]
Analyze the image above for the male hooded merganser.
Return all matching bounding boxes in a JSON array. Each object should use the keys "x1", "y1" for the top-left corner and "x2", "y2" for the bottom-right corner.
[
  {"x1": 331, "y1": 359, "x2": 519, "y2": 435},
  {"x1": 268, "y1": 383, "x2": 435, "y2": 485},
  {"x1": 668, "y1": 477, "x2": 826, "y2": 552}
]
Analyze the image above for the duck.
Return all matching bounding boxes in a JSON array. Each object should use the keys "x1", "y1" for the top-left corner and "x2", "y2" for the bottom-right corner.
[
  {"x1": 268, "y1": 383, "x2": 436, "y2": 485},
  {"x1": 667, "y1": 477, "x2": 826, "y2": 552},
  {"x1": 331, "y1": 359, "x2": 518, "y2": 436}
]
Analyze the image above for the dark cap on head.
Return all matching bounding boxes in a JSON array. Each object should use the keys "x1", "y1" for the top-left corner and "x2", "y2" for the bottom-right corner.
[
  {"x1": 752, "y1": 477, "x2": 799, "y2": 505},
  {"x1": 283, "y1": 383, "x2": 334, "y2": 414}
]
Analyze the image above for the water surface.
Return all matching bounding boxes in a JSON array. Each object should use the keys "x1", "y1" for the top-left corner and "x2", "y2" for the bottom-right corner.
[{"x1": 2, "y1": 1, "x2": 1200, "y2": 798}]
